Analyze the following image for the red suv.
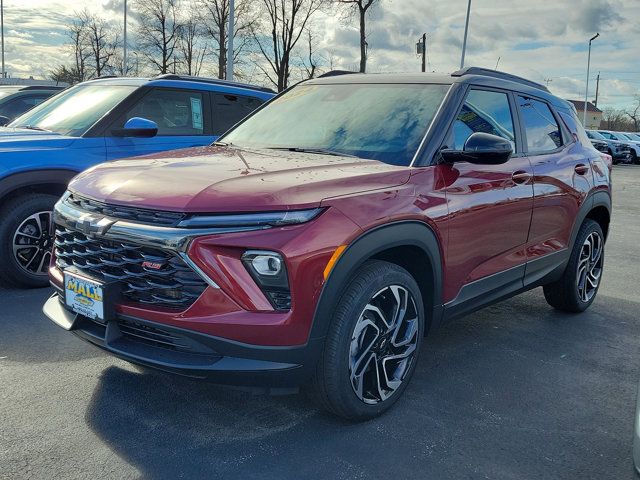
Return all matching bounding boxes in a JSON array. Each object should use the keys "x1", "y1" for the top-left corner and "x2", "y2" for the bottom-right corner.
[{"x1": 44, "y1": 68, "x2": 612, "y2": 420}]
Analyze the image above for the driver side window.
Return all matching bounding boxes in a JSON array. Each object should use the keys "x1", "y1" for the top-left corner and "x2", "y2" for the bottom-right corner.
[
  {"x1": 122, "y1": 88, "x2": 206, "y2": 136},
  {"x1": 449, "y1": 89, "x2": 516, "y2": 151}
]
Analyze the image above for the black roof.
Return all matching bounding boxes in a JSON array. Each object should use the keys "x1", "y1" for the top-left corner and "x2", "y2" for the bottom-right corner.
[
  {"x1": 154, "y1": 74, "x2": 276, "y2": 94},
  {"x1": 308, "y1": 67, "x2": 570, "y2": 110}
]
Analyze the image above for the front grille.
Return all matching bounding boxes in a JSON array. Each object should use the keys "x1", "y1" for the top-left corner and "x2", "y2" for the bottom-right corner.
[
  {"x1": 54, "y1": 226, "x2": 207, "y2": 309},
  {"x1": 66, "y1": 193, "x2": 185, "y2": 226}
]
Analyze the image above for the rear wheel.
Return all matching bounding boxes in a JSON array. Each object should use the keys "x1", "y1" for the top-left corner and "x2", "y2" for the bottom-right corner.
[
  {"x1": 0, "y1": 194, "x2": 57, "y2": 288},
  {"x1": 543, "y1": 219, "x2": 604, "y2": 312},
  {"x1": 310, "y1": 260, "x2": 425, "y2": 421}
]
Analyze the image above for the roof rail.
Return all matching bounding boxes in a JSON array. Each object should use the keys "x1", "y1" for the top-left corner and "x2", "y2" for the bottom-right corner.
[
  {"x1": 153, "y1": 74, "x2": 276, "y2": 94},
  {"x1": 317, "y1": 70, "x2": 359, "y2": 78},
  {"x1": 19, "y1": 85, "x2": 66, "y2": 91},
  {"x1": 452, "y1": 67, "x2": 550, "y2": 93}
]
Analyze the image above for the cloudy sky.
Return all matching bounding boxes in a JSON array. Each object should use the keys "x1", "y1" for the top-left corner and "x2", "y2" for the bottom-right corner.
[{"x1": 2, "y1": 0, "x2": 639, "y2": 110}]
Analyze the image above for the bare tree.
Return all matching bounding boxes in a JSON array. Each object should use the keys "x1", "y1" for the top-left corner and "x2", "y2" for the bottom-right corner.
[
  {"x1": 80, "y1": 10, "x2": 121, "y2": 77},
  {"x1": 300, "y1": 28, "x2": 319, "y2": 79},
  {"x1": 252, "y1": 0, "x2": 326, "y2": 91},
  {"x1": 67, "y1": 15, "x2": 91, "y2": 82},
  {"x1": 602, "y1": 107, "x2": 634, "y2": 131},
  {"x1": 199, "y1": 0, "x2": 256, "y2": 79},
  {"x1": 336, "y1": 0, "x2": 379, "y2": 73},
  {"x1": 178, "y1": 14, "x2": 208, "y2": 75},
  {"x1": 50, "y1": 65, "x2": 84, "y2": 85},
  {"x1": 136, "y1": 0, "x2": 182, "y2": 74},
  {"x1": 626, "y1": 95, "x2": 640, "y2": 132}
]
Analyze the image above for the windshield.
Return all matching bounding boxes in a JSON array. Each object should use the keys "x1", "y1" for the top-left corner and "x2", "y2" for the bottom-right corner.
[
  {"x1": 588, "y1": 130, "x2": 606, "y2": 140},
  {"x1": 9, "y1": 84, "x2": 137, "y2": 136},
  {"x1": 598, "y1": 131, "x2": 621, "y2": 141},
  {"x1": 222, "y1": 82, "x2": 450, "y2": 166},
  {"x1": 0, "y1": 88, "x2": 20, "y2": 101},
  {"x1": 628, "y1": 133, "x2": 640, "y2": 141}
]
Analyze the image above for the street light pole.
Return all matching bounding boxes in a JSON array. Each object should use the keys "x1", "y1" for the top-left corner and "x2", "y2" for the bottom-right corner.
[
  {"x1": 123, "y1": 0, "x2": 128, "y2": 75},
  {"x1": 226, "y1": 0, "x2": 234, "y2": 81},
  {"x1": 583, "y1": 32, "x2": 599, "y2": 127},
  {"x1": 460, "y1": 0, "x2": 471, "y2": 69}
]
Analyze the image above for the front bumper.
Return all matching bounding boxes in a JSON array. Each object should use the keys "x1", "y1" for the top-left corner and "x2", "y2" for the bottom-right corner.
[{"x1": 43, "y1": 294, "x2": 323, "y2": 389}]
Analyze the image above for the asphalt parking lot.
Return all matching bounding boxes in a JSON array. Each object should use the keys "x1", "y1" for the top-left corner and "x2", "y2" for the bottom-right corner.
[{"x1": 1, "y1": 166, "x2": 639, "y2": 480}]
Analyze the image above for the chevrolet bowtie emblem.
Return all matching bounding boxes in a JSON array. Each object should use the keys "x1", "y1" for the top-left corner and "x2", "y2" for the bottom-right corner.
[{"x1": 75, "y1": 213, "x2": 114, "y2": 236}]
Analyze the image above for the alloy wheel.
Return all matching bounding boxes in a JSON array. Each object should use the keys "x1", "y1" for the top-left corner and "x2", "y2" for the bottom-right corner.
[
  {"x1": 349, "y1": 285, "x2": 419, "y2": 405},
  {"x1": 12, "y1": 211, "x2": 53, "y2": 277},
  {"x1": 576, "y1": 231, "x2": 603, "y2": 303}
]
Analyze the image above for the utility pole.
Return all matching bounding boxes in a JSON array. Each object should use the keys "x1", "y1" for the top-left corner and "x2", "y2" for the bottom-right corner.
[
  {"x1": 1, "y1": 0, "x2": 5, "y2": 79},
  {"x1": 460, "y1": 0, "x2": 471, "y2": 69},
  {"x1": 416, "y1": 33, "x2": 426, "y2": 72},
  {"x1": 583, "y1": 32, "x2": 599, "y2": 126},
  {"x1": 594, "y1": 72, "x2": 600, "y2": 108},
  {"x1": 226, "y1": 0, "x2": 235, "y2": 81},
  {"x1": 123, "y1": 0, "x2": 128, "y2": 75}
]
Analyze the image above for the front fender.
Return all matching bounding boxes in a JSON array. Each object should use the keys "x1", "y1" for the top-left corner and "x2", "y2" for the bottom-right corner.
[{"x1": 309, "y1": 221, "x2": 444, "y2": 341}]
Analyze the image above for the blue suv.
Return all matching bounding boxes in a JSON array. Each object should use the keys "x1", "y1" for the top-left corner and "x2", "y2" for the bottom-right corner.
[{"x1": 0, "y1": 75, "x2": 274, "y2": 287}]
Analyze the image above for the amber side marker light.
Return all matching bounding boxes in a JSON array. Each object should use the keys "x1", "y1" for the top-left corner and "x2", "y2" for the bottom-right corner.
[{"x1": 323, "y1": 245, "x2": 348, "y2": 280}]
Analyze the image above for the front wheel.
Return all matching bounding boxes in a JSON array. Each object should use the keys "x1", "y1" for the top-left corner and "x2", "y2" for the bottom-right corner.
[
  {"x1": 0, "y1": 194, "x2": 58, "y2": 288},
  {"x1": 543, "y1": 219, "x2": 604, "y2": 312},
  {"x1": 310, "y1": 260, "x2": 425, "y2": 421}
]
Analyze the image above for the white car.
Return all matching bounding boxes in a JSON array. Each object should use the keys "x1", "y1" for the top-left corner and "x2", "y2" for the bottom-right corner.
[
  {"x1": 618, "y1": 132, "x2": 640, "y2": 164},
  {"x1": 598, "y1": 130, "x2": 640, "y2": 164}
]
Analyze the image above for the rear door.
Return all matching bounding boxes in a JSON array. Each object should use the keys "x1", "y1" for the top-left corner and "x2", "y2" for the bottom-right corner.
[
  {"x1": 517, "y1": 96, "x2": 593, "y2": 283},
  {"x1": 105, "y1": 87, "x2": 215, "y2": 159},
  {"x1": 439, "y1": 87, "x2": 534, "y2": 307}
]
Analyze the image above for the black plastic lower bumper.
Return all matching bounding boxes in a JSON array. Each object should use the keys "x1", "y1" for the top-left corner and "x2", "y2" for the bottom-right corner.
[{"x1": 43, "y1": 294, "x2": 322, "y2": 389}]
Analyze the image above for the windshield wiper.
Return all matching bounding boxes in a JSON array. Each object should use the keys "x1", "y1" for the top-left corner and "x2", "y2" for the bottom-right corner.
[
  {"x1": 17, "y1": 125, "x2": 51, "y2": 132},
  {"x1": 266, "y1": 147, "x2": 359, "y2": 158}
]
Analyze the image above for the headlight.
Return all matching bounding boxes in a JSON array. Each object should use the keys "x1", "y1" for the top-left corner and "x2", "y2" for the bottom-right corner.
[
  {"x1": 177, "y1": 208, "x2": 323, "y2": 228},
  {"x1": 241, "y1": 250, "x2": 291, "y2": 310}
]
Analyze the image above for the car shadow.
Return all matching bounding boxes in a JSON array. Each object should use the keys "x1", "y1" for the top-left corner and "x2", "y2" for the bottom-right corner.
[
  {"x1": 84, "y1": 289, "x2": 640, "y2": 480},
  {"x1": 0, "y1": 286, "x2": 104, "y2": 364}
]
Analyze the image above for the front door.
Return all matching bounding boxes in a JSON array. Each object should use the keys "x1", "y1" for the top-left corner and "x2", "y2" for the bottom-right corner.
[
  {"x1": 105, "y1": 87, "x2": 216, "y2": 160},
  {"x1": 438, "y1": 88, "x2": 534, "y2": 306}
]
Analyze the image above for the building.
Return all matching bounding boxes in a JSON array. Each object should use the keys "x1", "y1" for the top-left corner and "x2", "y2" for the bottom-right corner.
[{"x1": 567, "y1": 100, "x2": 603, "y2": 129}]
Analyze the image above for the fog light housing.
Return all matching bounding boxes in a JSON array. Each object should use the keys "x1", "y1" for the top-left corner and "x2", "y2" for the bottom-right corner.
[{"x1": 241, "y1": 250, "x2": 291, "y2": 310}]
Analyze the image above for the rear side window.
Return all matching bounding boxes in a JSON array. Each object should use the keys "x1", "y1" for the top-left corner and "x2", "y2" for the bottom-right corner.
[
  {"x1": 558, "y1": 109, "x2": 591, "y2": 148},
  {"x1": 518, "y1": 96, "x2": 563, "y2": 153},
  {"x1": 212, "y1": 94, "x2": 263, "y2": 135},
  {"x1": 449, "y1": 89, "x2": 515, "y2": 151},
  {"x1": 124, "y1": 89, "x2": 206, "y2": 136}
]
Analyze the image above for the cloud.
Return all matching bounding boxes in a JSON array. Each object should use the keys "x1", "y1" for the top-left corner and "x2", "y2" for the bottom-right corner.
[{"x1": 2, "y1": 0, "x2": 638, "y2": 109}]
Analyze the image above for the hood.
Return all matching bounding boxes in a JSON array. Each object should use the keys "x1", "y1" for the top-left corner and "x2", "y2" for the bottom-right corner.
[
  {"x1": 0, "y1": 127, "x2": 75, "y2": 149},
  {"x1": 69, "y1": 145, "x2": 411, "y2": 212}
]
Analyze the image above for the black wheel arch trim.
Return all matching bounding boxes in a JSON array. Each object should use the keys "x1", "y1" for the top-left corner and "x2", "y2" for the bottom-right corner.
[
  {"x1": 570, "y1": 190, "x2": 611, "y2": 248},
  {"x1": 308, "y1": 220, "x2": 445, "y2": 342},
  {"x1": 0, "y1": 169, "x2": 78, "y2": 203}
]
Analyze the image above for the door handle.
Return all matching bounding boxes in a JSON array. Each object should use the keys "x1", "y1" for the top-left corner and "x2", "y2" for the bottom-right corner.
[
  {"x1": 574, "y1": 164, "x2": 589, "y2": 175},
  {"x1": 511, "y1": 171, "x2": 531, "y2": 184}
]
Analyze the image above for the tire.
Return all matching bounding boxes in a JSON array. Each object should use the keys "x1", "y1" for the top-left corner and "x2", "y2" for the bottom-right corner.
[
  {"x1": 310, "y1": 260, "x2": 425, "y2": 421},
  {"x1": 0, "y1": 193, "x2": 58, "y2": 288},
  {"x1": 543, "y1": 219, "x2": 604, "y2": 313}
]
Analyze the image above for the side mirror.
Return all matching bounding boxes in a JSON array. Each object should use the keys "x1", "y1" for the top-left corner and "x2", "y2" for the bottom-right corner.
[
  {"x1": 0, "y1": 115, "x2": 10, "y2": 127},
  {"x1": 440, "y1": 132, "x2": 513, "y2": 165},
  {"x1": 112, "y1": 117, "x2": 158, "y2": 138}
]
